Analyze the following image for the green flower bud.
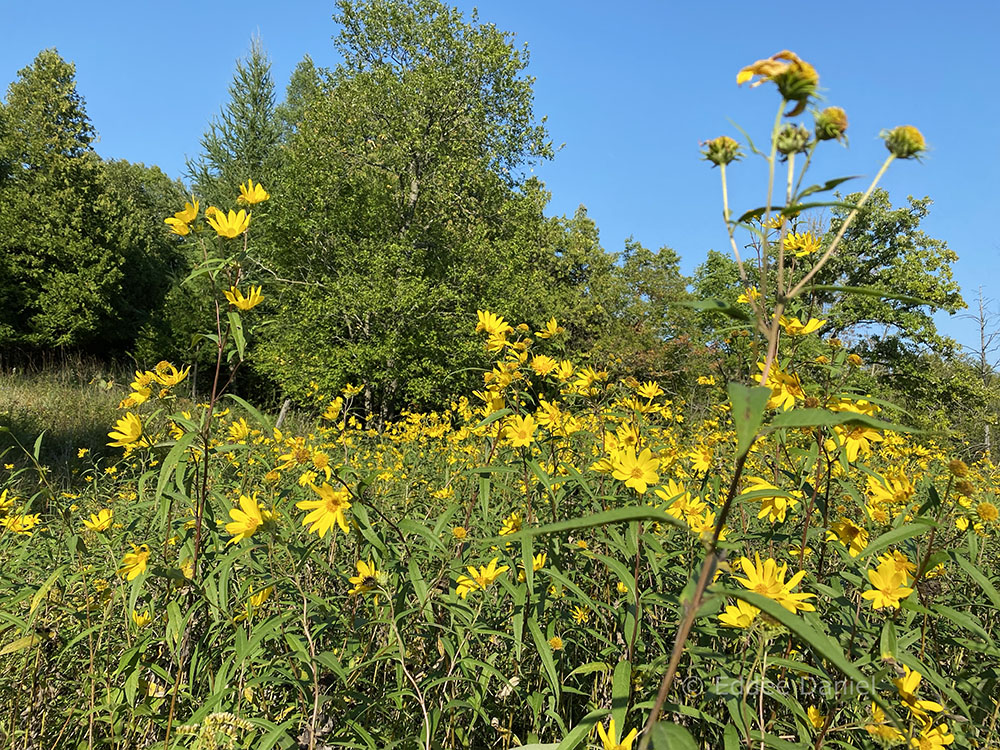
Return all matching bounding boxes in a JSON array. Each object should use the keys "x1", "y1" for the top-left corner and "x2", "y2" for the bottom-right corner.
[
  {"x1": 700, "y1": 136, "x2": 743, "y2": 167},
  {"x1": 815, "y1": 106, "x2": 848, "y2": 142},
  {"x1": 881, "y1": 125, "x2": 926, "y2": 159},
  {"x1": 775, "y1": 124, "x2": 810, "y2": 157}
]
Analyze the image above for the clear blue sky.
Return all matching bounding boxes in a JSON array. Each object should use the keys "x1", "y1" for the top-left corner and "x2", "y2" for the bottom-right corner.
[{"x1": 3, "y1": 1, "x2": 998, "y2": 353}]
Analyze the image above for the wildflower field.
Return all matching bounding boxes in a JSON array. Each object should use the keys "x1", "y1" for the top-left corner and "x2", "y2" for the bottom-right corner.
[{"x1": 1, "y1": 9, "x2": 998, "y2": 750}]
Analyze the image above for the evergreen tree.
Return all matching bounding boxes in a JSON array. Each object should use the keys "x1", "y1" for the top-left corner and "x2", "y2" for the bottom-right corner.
[
  {"x1": 188, "y1": 37, "x2": 282, "y2": 206},
  {"x1": 0, "y1": 49, "x2": 110, "y2": 348}
]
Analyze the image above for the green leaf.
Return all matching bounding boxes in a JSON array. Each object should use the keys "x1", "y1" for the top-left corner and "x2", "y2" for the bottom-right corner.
[
  {"x1": 0, "y1": 634, "x2": 41, "y2": 655},
  {"x1": 856, "y1": 522, "x2": 933, "y2": 560},
  {"x1": 226, "y1": 394, "x2": 273, "y2": 432},
  {"x1": 29, "y1": 565, "x2": 65, "y2": 617},
  {"x1": 725, "y1": 590, "x2": 902, "y2": 727},
  {"x1": 557, "y1": 708, "x2": 609, "y2": 750},
  {"x1": 527, "y1": 616, "x2": 560, "y2": 700},
  {"x1": 953, "y1": 553, "x2": 1000, "y2": 608},
  {"x1": 228, "y1": 310, "x2": 246, "y2": 361},
  {"x1": 650, "y1": 723, "x2": 698, "y2": 750},
  {"x1": 767, "y1": 409, "x2": 916, "y2": 434},
  {"x1": 155, "y1": 431, "x2": 198, "y2": 502},
  {"x1": 474, "y1": 408, "x2": 511, "y2": 430},
  {"x1": 493, "y1": 506, "x2": 685, "y2": 545},
  {"x1": 611, "y1": 660, "x2": 632, "y2": 732},
  {"x1": 805, "y1": 285, "x2": 939, "y2": 307},
  {"x1": 728, "y1": 383, "x2": 770, "y2": 458},
  {"x1": 797, "y1": 176, "x2": 860, "y2": 198},
  {"x1": 678, "y1": 298, "x2": 750, "y2": 322}
]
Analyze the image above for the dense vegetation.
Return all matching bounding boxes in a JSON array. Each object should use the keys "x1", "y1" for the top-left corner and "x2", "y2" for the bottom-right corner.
[{"x1": 1, "y1": 3, "x2": 998, "y2": 749}]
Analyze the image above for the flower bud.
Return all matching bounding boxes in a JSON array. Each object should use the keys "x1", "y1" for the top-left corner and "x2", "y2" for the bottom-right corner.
[
  {"x1": 881, "y1": 125, "x2": 926, "y2": 159},
  {"x1": 776, "y1": 124, "x2": 811, "y2": 156},
  {"x1": 948, "y1": 459, "x2": 969, "y2": 478},
  {"x1": 956, "y1": 480, "x2": 975, "y2": 497},
  {"x1": 815, "y1": 106, "x2": 848, "y2": 141},
  {"x1": 701, "y1": 136, "x2": 743, "y2": 167},
  {"x1": 737, "y1": 50, "x2": 819, "y2": 116}
]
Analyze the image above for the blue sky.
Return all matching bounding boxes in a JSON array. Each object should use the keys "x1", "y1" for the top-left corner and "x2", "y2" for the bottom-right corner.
[{"x1": 3, "y1": 1, "x2": 998, "y2": 353}]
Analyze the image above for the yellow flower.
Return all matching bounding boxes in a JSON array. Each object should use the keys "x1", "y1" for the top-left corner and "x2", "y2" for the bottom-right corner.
[
  {"x1": 247, "y1": 586, "x2": 273, "y2": 608},
  {"x1": 237, "y1": 179, "x2": 270, "y2": 205},
  {"x1": 348, "y1": 560, "x2": 383, "y2": 596},
  {"x1": 864, "y1": 702, "x2": 903, "y2": 742},
  {"x1": 746, "y1": 476, "x2": 799, "y2": 524},
  {"x1": 225, "y1": 494, "x2": 264, "y2": 545},
  {"x1": 498, "y1": 511, "x2": 523, "y2": 537},
  {"x1": 451, "y1": 526, "x2": 468, "y2": 540},
  {"x1": 718, "y1": 599, "x2": 759, "y2": 628},
  {"x1": 505, "y1": 414, "x2": 536, "y2": 448},
  {"x1": 894, "y1": 666, "x2": 944, "y2": 719},
  {"x1": 548, "y1": 635, "x2": 564, "y2": 651},
  {"x1": 877, "y1": 550, "x2": 916, "y2": 585},
  {"x1": 1, "y1": 513, "x2": 40, "y2": 534},
  {"x1": 228, "y1": 418, "x2": 251, "y2": 442},
  {"x1": 732, "y1": 554, "x2": 815, "y2": 613},
  {"x1": 175, "y1": 198, "x2": 199, "y2": 224},
  {"x1": 571, "y1": 605, "x2": 590, "y2": 624},
  {"x1": 611, "y1": 447, "x2": 659, "y2": 494},
  {"x1": 531, "y1": 552, "x2": 547, "y2": 571},
  {"x1": 534, "y1": 317, "x2": 564, "y2": 339},
  {"x1": 296, "y1": 483, "x2": 352, "y2": 538},
  {"x1": 882, "y1": 125, "x2": 927, "y2": 160},
  {"x1": 131, "y1": 610, "x2": 152, "y2": 629},
  {"x1": 164, "y1": 199, "x2": 198, "y2": 235},
  {"x1": 697, "y1": 375, "x2": 716, "y2": 386},
  {"x1": 755, "y1": 363, "x2": 804, "y2": 411},
  {"x1": 531, "y1": 354, "x2": 558, "y2": 377},
  {"x1": 976, "y1": 501, "x2": 999, "y2": 522},
  {"x1": 164, "y1": 217, "x2": 191, "y2": 236},
  {"x1": 455, "y1": 558, "x2": 509, "y2": 598},
  {"x1": 807, "y1": 706, "x2": 824, "y2": 730},
  {"x1": 475, "y1": 310, "x2": 513, "y2": 336},
  {"x1": 107, "y1": 413, "x2": 143, "y2": 448},
  {"x1": 596, "y1": 718, "x2": 638, "y2": 750},
  {"x1": 119, "y1": 544, "x2": 151, "y2": 581},
  {"x1": 862, "y1": 559, "x2": 913, "y2": 610},
  {"x1": 83, "y1": 508, "x2": 113, "y2": 532},
  {"x1": 737, "y1": 50, "x2": 819, "y2": 116},
  {"x1": 636, "y1": 381, "x2": 664, "y2": 400},
  {"x1": 911, "y1": 722, "x2": 954, "y2": 749},
  {"x1": 206, "y1": 207, "x2": 251, "y2": 238},
  {"x1": 827, "y1": 517, "x2": 869, "y2": 557},
  {"x1": 783, "y1": 231, "x2": 820, "y2": 257},
  {"x1": 224, "y1": 285, "x2": 264, "y2": 311},
  {"x1": 779, "y1": 315, "x2": 825, "y2": 336}
]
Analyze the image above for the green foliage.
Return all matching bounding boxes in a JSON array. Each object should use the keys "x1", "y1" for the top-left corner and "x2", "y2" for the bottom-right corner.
[
  {"x1": 188, "y1": 37, "x2": 282, "y2": 206},
  {"x1": 0, "y1": 50, "x2": 186, "y2": 353}
]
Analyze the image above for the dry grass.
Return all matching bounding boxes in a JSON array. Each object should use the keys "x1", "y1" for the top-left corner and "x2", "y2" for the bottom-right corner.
[{"x1": 0, "y1": 357, "x2": 128, "y2": 482}]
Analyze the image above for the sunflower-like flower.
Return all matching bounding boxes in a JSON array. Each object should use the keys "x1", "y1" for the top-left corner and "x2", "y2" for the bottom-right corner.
[
  {"x1": 296, "y1": 483, "x2": 352, "y2": 538},
  {"x1": 224, "y1": 285, "x2": 264, "y2": 311},
  {"x1": 237, "y1": 180, "x2": 270, "y2": 205},
  {"x1": 737, "y1": 50, "x2": 819, "y2": 116},
  {"x1": 206, "y1": 208, "x2": 251, "y2": 238}
]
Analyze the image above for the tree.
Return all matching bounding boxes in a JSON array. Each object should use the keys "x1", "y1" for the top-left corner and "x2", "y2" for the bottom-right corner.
[
  {"x1": 256, "y1": 0, "x2": 554, "y2": 417},
  {"x1": 0, "y1": 50, "x2": 113, "y2": 349},
  {"x1": 0, "y1": 50, "x2": 186, "y2": 353},
  {"x1": 188, "y1": 37, "x2": 282, "y2": 206},
  {"x1": 813, "y1": 189, "x2": 965, "y2": 354}
]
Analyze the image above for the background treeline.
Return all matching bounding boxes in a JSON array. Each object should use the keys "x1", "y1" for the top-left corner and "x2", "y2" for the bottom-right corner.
[{"x1": 0, "y1": 0, "x2": 996, "y2": 456}]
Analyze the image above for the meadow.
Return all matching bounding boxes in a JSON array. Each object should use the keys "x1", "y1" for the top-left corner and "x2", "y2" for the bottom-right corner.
[{"x1": 1, "y1": 41, "x2": 998, "y2": 750}]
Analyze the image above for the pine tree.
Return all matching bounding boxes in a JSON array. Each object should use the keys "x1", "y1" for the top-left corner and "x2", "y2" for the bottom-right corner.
[
  {"x1": 0, "y1": 49, "x2": 110, "y2": 348},
  {"x1": 188, "y1": 37, "x2": 282, "y2": 206}
]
